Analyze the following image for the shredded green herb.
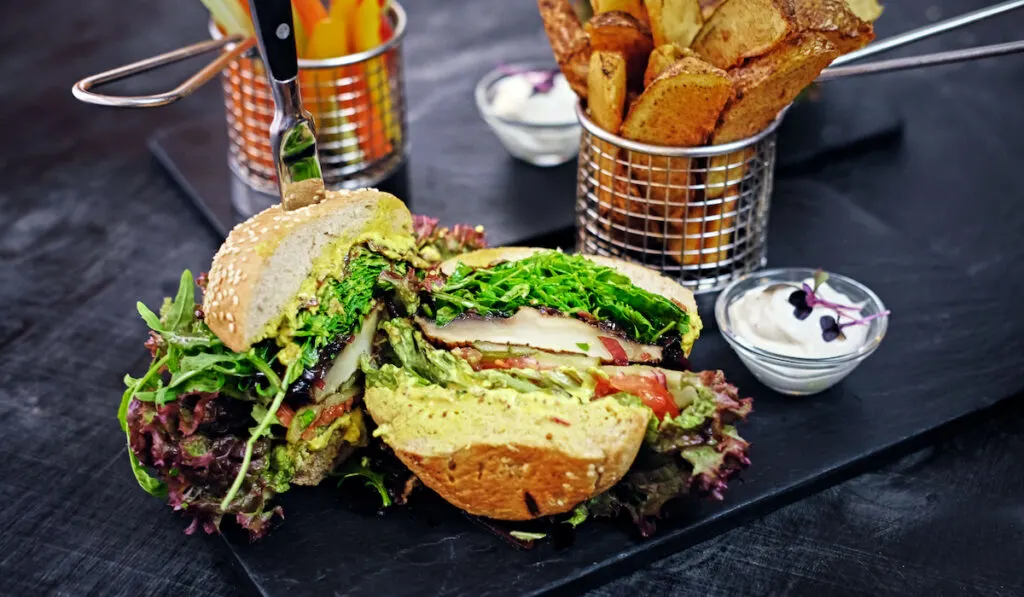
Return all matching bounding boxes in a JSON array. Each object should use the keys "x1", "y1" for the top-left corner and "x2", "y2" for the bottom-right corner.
[
  {"x1": 287, "y1": 250, "x2": 390, "y2": 351},
  {"x1": 430, "y1": 251, "x2": 692, "y2": 344},
  {"x1": 337, "y1": 456, "x2": 392, "y2": 507}
]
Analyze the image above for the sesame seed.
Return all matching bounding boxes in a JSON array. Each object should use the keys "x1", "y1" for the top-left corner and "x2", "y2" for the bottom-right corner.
[{"x1": 228, "y1": 323, "x2": 235, "y2": 333}]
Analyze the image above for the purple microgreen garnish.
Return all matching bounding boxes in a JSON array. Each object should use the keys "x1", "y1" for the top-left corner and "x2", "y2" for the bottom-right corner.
[
  {"x1": 496, "y1": 63, "x2": 559, "y2": 95},
  {"x1": 788, "y1": 289, "x2": 813, "y2": 320},
  {"x1": 819, "y1": 310, "x2": 891, "y2": 343},
  {"x1": 785, "y1": 268, "x2": 861, "y2": 320}
]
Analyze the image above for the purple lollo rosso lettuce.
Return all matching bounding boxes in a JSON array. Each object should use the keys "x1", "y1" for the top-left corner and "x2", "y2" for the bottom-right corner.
[
  {"x1": 127, "y1": 391, "x2": 288, "y2": 537},
  {"x1": 586, "y1": 370, "x2": 752, "y2": 536}
]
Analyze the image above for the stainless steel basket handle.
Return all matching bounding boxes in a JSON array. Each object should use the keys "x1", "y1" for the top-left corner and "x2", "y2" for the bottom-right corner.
[{"x1": 71, "y1": 35, "x2": 256, "y2": 108}]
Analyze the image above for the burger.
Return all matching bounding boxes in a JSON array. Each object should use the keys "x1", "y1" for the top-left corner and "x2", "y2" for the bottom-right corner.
[
  {"x1": 362, "y1": 247, "x2": 752, "y2": 535},
  {"x1": 119, "y1": 189, "x2": 483, "y2": 537}
]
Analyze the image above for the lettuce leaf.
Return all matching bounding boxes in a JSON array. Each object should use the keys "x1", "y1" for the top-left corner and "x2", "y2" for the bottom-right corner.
[
  {"x1": 364, "y1": 319, "x2": 593, "y2": 400},
  {"x1": 429, "y1": 251, "x2": 694, "y2": 345},
  {"x1": 587, "y1": 370, "x2": 752, "y2": 535}
]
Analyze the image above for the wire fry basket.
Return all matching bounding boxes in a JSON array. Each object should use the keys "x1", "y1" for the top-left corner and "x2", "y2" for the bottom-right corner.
[
  {"x1": 576, "y1": 104, "x2": 783, "y2": 293},
  {"x1": 213, "y1": 4, "x2": 408, "y2": 197}
]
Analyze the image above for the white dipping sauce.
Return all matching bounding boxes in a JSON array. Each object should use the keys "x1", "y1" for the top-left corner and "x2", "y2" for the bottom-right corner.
[
  {"x1": 728, "y1": 279, "x2": 867, "y2": 358},
  {"x1": 490, "y1": 72, "x2": 576, "y2": 124}
]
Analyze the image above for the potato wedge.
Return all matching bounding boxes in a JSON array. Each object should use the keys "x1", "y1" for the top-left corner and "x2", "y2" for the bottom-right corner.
[
  {"x1": 628, "y1": 154, "x2": 694, "y2": 209},
  {"x1": 691, "y1": 0, "x2": 794, "y2": 69},
  {"x1": 644, "y1": 44, "x2": 699, "y2": 86},
  {"x1": 585, "y1": 11, "x2": 655, "y2": 89},
  {"x1": 621, "y1": 56, "x2": 732, "y2": 146},
  {"x1": 666, "y1": 197, "x2": 736, "y2": 265},
  {"x1": 538, "y1": 0, "x2": 592, "y2": 98},
  {"x1": 704, "y1": 148, "x2": 754, "y2": 198},
  {"x1": 844, "y1": 0, "x2": 883, "y2": 22},
  {"x1": 592, "y1": 0, "x2": 650, "y2": 25},
  {"x1": 699, "y1": 0, "x2": 729, "y2": 19},
  {"x1": 644, "y1": 0, "x2": 704, "y2": 48},
  {"x1": 712, "y1": 33, "x2": 839, "y2": 143},
  {"x1": 587, "y1": 51, "x2": 628, "y2": 133},
  {"x1": 591, "y1": 137, "x2": 624, "y2": 221},
  {"x1": 791, "y1": 0, "x2": 875, "y2": 53}
]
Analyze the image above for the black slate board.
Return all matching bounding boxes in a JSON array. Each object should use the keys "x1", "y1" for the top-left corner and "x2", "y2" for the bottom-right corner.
[{"x1": 218, "y1": 176, "x2": 1022, "y2": 597}]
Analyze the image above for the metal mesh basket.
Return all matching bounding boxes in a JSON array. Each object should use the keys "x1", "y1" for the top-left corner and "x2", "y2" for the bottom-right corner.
[
  {"x1": 214, "y1": 3, "x2": 407, "y2": 195},
  {"x1": 575, "y1": 104, "x2": 783, "y2": 293}
]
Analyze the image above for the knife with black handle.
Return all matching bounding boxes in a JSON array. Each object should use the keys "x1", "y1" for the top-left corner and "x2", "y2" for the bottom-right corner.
[{"x1": 249, "y1": 0, "x2": 325, "y2": 210}]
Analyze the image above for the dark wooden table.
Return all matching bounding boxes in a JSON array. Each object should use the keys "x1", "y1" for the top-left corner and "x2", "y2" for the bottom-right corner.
[{"x1": 2, "y1": 1, "x2": 1023, "y2": 596}]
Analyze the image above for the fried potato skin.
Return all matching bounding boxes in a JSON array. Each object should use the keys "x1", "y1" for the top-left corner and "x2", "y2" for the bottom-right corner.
[
  {"x1": 712, "y1": 32, "x2": 840, "y2": 143},
  {"x1": 586, "y1": 11, "x2": 656, "y2": 89},
  {"x1": 538, "y1": 0, "x2": 592, "y2": 97},
  {"x1": 621, "y1": 57, "x2": 732, "y2": 147},
  {"x1": 691, "y1": 0, "x2": 795, "y2": 69},
  {"x1": 588, "y1": 51, "x2": 629, "y2": 133}
]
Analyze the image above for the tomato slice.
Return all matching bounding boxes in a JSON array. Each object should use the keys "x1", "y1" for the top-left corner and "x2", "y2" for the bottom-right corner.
[
  {"x1": 594, "y1": 373, "x2": 679, "y2": 420},
  {"x1": 598, "y1": 337, "x2": 629, "y2": 365},
  {"x1": 275, "y1": 404, "x2": 295, "y2": 428},
  {"x1": 300, "y1": 401, "x2": 353, "y2": 441}
]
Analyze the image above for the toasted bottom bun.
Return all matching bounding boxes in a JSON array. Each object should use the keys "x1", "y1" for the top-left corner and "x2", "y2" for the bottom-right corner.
[{"x1": 365, "y1": 384, "x2": 650, "y2": 520}]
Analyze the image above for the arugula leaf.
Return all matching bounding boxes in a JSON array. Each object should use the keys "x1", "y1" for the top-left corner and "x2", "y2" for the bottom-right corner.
[
  {"x1": 129, "y1": 450, "x2": 168, "y2": 498},
  {"x1": 250, "y1": 404, "x2": 284, "y2": 438},
  {"x1": 164, "y1": 270, "x2": 196, "y2": 332},
  {"x1": 119, "y1": 355, "x2": 169, "y2": 497},
  {"x1": 136, "y1": 302, "x2": 164, "y2": 332},
  {"x1": 429, "y1": 251, "x2": 693, "y2": 344},
  {"x1": 220, "y1": 358, "x2": 302, "y2": 511},
  {"x1": 337, "y1": 456, "x2": 392, "y2": 507}
]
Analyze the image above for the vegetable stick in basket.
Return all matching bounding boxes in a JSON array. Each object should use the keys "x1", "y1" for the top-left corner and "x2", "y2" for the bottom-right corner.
[
  {"x1": 293, "y1": 0, "x2": 329, "y2": 33},
  {"x1": 202, "y1": 0, "x2": 253, "y2": 35},
  {"x1": 352, "y1": 0, "x2": 398, "y2": 161},
  {"x1": 305, "y1": 17, "x2": 365, "y2": 166}
]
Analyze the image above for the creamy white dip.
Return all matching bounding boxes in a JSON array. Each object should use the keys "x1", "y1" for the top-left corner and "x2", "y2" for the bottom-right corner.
[
  {"x1": 728, "y1": 279, "x2": 868, "y2": 359},
  {"x1": 490, "y1": 72, "x2": 576, "y2": 124}
]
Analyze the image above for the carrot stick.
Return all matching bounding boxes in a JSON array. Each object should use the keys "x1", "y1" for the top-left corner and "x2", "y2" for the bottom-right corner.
[{"x1": 293, "y1": 0, "x2": 329, "y2": 34}]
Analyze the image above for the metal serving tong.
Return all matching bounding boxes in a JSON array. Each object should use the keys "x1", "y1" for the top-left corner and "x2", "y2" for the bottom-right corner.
[
  {"x1": 247, "y1": 0, "x2": 325, "y2": 211},
  {"x1": 816, "y1": 0, "x2": 1024, "y2": 82}
]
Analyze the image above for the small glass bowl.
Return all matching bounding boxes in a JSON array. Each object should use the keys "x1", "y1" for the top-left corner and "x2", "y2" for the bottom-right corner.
[
  {"x1": 474, "y1": 63, "x2": 581, "y2": 167},
  {"x1": 714, "y1": 268, "x2": 889, "y2": 396}
]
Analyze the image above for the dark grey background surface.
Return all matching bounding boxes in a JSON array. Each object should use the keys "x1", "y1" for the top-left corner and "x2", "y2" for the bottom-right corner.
[{"x1": 1, "y1": 1, "x2": 1023, "y2": 596}]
